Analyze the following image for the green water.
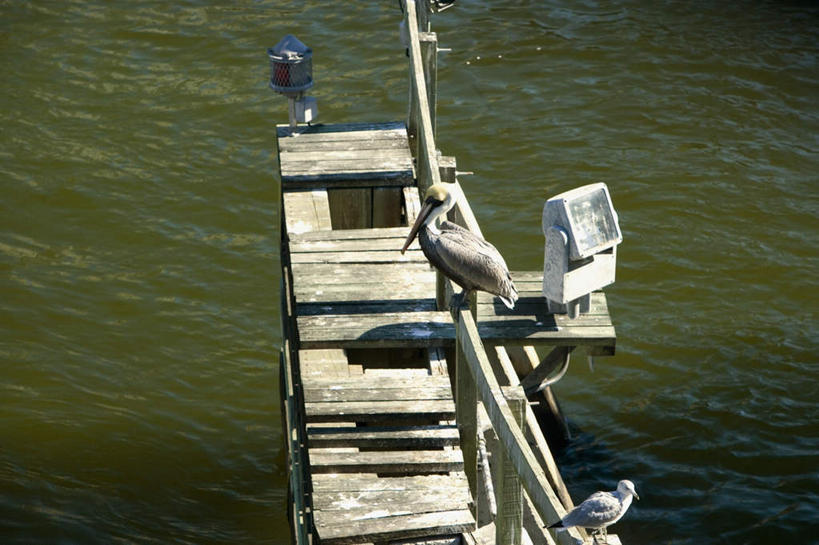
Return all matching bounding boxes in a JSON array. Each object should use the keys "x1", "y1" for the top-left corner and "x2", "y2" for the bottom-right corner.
[{"x1": 2, "y1": 2, "x2": 817, "y2": 544}]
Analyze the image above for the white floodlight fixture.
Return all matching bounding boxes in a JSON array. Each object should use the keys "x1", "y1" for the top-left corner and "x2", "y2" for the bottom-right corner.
[{"x1": 542, "y1": 183, "x2": 622, "y2": 318}]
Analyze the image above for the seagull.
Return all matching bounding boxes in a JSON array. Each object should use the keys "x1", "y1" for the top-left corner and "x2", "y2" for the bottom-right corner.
[
  {"x1": 401, "y1": 183, "x2": 518, "y2": 310},
  {"x1": 548, "y1": 480, "x2": 639, "y2": 543}
]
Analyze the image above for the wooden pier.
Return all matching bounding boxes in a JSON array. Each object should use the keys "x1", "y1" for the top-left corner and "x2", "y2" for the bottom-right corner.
[{"x1": 278, "y1": 2, "x2": 620, "y2": 544}]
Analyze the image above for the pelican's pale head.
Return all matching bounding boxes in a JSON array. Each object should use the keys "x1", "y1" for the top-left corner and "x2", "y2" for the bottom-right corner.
[{"x1": 401, "y1": 183, "x2": 457, "y2": 254}]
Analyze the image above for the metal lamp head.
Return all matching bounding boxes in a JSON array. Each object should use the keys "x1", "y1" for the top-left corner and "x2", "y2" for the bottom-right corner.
[
  {"x1": 267, "y1": 34, "x2": 318, "y2": 133},
  {"x1": 268, "y1": 34, "x2": 313, "y2": 96}
]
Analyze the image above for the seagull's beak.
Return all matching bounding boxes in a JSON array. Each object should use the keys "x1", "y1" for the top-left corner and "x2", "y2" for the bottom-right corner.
[
  {"x1": 633, "y1": 491, "x2": 640, "y2": 501},
  {"x1": 401, "y1": 199, "x2": 438, "y2": 254}
]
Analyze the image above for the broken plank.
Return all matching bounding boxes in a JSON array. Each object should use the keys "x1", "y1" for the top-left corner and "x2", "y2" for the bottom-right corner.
[{"x1": 283, "y1": 190, "x2": 332, "y2": 234}]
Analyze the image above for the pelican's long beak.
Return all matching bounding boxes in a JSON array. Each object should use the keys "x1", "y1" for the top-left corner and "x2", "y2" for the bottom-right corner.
[{"x1": 401, "y1": 199, "x2": 438, "y2": 254}]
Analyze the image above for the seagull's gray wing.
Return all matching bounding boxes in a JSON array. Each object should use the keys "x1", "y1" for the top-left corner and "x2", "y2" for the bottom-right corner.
[{"x1": 561, "y1": 491, "x2": 621, "y2": 529}]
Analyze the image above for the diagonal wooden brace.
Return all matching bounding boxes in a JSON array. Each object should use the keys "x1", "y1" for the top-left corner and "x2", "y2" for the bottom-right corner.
[{"x1": 520, "y1": 346, "x2": 575, "y2": 396}]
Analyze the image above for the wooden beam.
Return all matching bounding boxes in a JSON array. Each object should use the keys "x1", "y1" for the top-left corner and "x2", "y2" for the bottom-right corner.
[
  {"x1": 405, "y1": 0, "x2": 442, "y2": 195},
  {"x1": 496, "y1": 386, "x2": 526, "y2": 545},
  {"x1": 456, "y1": 309, "x2": 583, "y2": 545},
  {"x1": 520, "y1": 346, "x2": 574, "y2": 395}
]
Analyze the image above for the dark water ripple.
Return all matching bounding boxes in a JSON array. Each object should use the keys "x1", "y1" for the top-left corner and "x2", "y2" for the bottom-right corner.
[{"x1": 2, "y1": 1, "x2": 818, "y2": 544}]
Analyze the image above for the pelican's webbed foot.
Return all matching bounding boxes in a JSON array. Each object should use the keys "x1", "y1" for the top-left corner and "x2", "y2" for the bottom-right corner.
[{"x1": 449, "y1": 290, "x2": 471, "y2": 313}]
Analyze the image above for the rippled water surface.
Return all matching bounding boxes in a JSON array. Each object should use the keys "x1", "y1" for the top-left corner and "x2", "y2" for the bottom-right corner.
[{"x1": 2, "y1": 2, "x2": 817, "y2": 544}]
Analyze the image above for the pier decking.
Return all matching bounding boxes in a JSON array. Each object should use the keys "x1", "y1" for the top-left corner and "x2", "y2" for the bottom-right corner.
[{"x1": 277, "y1": 2, "x2": 620, "y2": 544}]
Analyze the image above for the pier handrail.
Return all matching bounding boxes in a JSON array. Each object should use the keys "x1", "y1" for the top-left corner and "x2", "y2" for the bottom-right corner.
[{"x1": 403, "y1": 2, "x2": 583, "y2": 543}]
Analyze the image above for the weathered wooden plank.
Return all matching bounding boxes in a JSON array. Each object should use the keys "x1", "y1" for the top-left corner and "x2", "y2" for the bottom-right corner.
[
  {"x1": 478, "y1": 303, "x2": 611, "y2": 330},
  {"x1": 294, "y1": 283, "x2": 433, "y2": 303},
  {"x1": 307, "y1": 425, "x2": 460, "y2": 448},
  {"x1": 299, "y1": 349, "x2": 349, "y2": 376},
  {"x1": 315, "y1": 508, "x2": 474, "y2": 545},
  {"x1": 293, "y1": 267, "x2": 434, "y2": 287},
  {"x1": 304, "y1": 399, "x2": 455, "y2": 422},
  {"x1": 303, "y1": 385, "x2": 453, "y2": 403},
  {"x1": 297, "y1": 301, "x2": 438, "y2": 316},
  {"x1": 277, "y1": 121, "x2": 407, "y2": 139},
  {"x1": 283, "y1": 190, "x2": 332, "y2": 234},
  {"x1": 290, "y1": 226, "x2": 411, "y2": 242},
  {"x1": 477, "y1": 295, "x2": 611, "y2": 318},
  {"x1": 282, "y1": 148, "x2": 411, "y2": 162},
  {"x1": 282, "y1": 158, "x2": 412, "y2": 175},
  {"x1": 312, "y1": 486, "x2": 469, "y2": 512},
  {"x1": 289, "y1": 249, "x2": 426, "y2": 264},
  {"x1": 309, "y1": 448, "x2": 463, "y2": 474},
  {"x1": 303, "y1": 374, "x2": 448, "y2": 388},
  {"x1": 280, "y1": 138, "x2": 410, "y2": 153},
  {"x1": 282, "y1": 172, "x2": 414, "y2": 190},
  {"x1": 479, "y1": 324, "x2": 616, "y2": 354},
  {"x1": 289, "y1": 237, "x2": 417, "y2": 253},
  {"x1": 311, "y1": 473, "x2": 467, "y2": 493},
  {"x1": 297, "y1": 311, "x2": 455, "y2": 349},
  {"x1": 373, "y1": 186, "x2": 404, "y2": 228},
  {"x1": 292, "y1": 262, "x2": 430, "y2": 279}
]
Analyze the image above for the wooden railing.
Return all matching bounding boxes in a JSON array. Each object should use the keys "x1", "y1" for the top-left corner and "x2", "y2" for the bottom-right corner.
[{"x1": 402, "y1": 2, "x2": 585, "y2": 543}]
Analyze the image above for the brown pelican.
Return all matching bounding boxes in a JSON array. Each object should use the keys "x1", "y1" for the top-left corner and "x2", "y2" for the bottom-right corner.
[{"x1": 401, "y1": 184, "x2": 518, "y2": 309}]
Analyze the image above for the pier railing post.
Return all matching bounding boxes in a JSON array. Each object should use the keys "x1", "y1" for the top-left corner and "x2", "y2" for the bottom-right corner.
[
  {"x1": 496, "y1": 386, "x2": 526, "y2": 545},
  {"x1": 420, "y1": 32, "x2": 437, "y2": 141},
  {"x1": 456, "y1": 314, "x2": 479, "y2": 520}
]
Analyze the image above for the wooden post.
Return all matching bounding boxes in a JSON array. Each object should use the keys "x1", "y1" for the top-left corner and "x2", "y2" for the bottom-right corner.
[
  {"x1": 457, "y1": 311, "x2": 584, "y2": 545},
  {"x1": 420, "y1": 32, "x2": 437, "y2": 138},
  {"x1": 496, "y1": 386, "x2": 526, "y2": 545},
  {"x1": 405, "y1": 0, "x2": 441, "y2": 195},
  {"x1": 456, "y1": 318, "x2": 479, "y2": 520}
]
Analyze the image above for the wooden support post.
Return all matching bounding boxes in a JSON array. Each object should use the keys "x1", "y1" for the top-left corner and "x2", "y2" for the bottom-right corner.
[
  {"x1": 456, "y1": 323, "x2": 479, "y2": 520},
  {"x1": 407, "y1": 69, "x2": 418, "y2": 158},
  {"x1": 456, "y1": 311, "x2": 583, "y2": 545},
  {"x1": 496, "y1": 386, "x2": 526, "y2": 545},
  {"x1": 420, "y1": 32, "x2": 437, "y2": 139},
  {"x1": 438, "y1": 154, "x2": 456, "y2": 183}
]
